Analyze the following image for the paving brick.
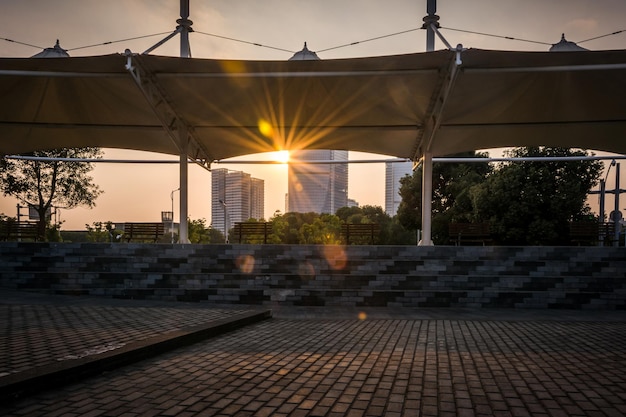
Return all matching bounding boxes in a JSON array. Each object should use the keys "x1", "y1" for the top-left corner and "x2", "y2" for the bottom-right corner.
[{"x1": 2, "y1": 290, "x2": 626, "y2": 417}]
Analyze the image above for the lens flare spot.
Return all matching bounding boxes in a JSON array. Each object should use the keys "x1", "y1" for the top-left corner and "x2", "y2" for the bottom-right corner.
[
  {"x1": 358, "y1": 311, "x2": 368, "y2": 321},
  {"x1": 220, "y1": 60, "x2": 247, "y2": 74},
  {"x1": 258, "y1": 119, "x2": 274, "y2": 138},
  {"x1": 220, "y1": 61, "x2": 251, "y2": 87},
  {"x1": 236, "y1": 255, "x2": 255, "y2": 274},
  {"x1": 322, "y1": 245, "x2": 347, "y2": 270}
]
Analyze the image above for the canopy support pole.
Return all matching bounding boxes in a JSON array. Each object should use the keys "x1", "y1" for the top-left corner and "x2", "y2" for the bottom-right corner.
[
  {"x1": 179, "y1": 125, "x2": 189, "y2": 243},
  {"x1": 178, "y1": 0, "x2": 193, "y2": 58},
  {"x1": 419, "y1": 152, "x2": 434, "y2": 246},
  {"x1": 419, "y1": 0, "x2": 439, "y2": 246},
  {"x1": 178, "y1": 0, "x2": 192, "y2": 242}
]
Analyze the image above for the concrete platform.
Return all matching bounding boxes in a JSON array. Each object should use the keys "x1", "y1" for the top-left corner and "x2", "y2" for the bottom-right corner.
[{"x1": 2, "y1": 289, "x2": 626, "y2": 416}]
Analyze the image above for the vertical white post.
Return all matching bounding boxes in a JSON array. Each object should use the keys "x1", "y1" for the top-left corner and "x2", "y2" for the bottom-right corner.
[
  {"x1": 614, "y1": 163, "x2": 621, "y2": 246},
  {"x1": 599, "y1": 179, "x2": 605, "y2": 246},
  {"x1": 179, "y1": 126, "x2": 189, "y2": 243},
  {"x1": 419, "y1": 0, "x2": 437, "y2": 246},
  {"x1": 177, "y1": 0, "x2": 191, "y2": 243},
  {"x1": 419, "y1": 151, "x2": 434, "y2": 246}
]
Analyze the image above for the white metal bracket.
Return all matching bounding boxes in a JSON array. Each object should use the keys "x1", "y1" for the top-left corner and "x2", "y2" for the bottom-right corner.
[
  {"x1": 411, "y1": 44, "x2": 464, "y2": 161},
  {"x1": 124, "y1": 51, "x2": 213, "y2": 169}
]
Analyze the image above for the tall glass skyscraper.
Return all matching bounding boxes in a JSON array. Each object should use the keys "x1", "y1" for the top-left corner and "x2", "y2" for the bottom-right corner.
[
  {"x1": 385, "y1": 161, "x2": 413, "y2": 216},
  {"x1": 288, "y1": 149, "x2": 348, "y2": 214},
  {"x1": 211, "y1": 168, "x2": 264, "y2": 234}
]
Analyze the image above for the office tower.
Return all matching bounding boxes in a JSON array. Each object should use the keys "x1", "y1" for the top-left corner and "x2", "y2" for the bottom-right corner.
[
  {"x1": 385, "y1": 161, "x2": 413, "y2": 216},
  {"x1": 211, "y1": 169, "x2": 264, "y2": 234},
  {"x1": 288, "y1": 149, "x2": 348, "y2": 214},
  {"x1": 250, "y1": 178, "x2": 265, "y2": 221}
]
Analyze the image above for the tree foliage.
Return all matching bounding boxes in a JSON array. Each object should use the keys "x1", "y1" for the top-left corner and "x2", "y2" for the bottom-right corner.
[
  {"x1": 262, "y1": 206, "x2": 413, "y2": 245},
  {"x1": 396, "y1": 151, "x2": 491, "y2": 244},
  {"x1": 188, "y1": 218, "x2": 223, "y2": 244},
  {"x1": 470, "y1": 147, "x2": 602, "y2": 245},
  {"x1": 0, "y1": 148, "x2": 103, "y2": 240},
  {"x1": 85, "y1": 221, "x2": 123, "y2": 243}
]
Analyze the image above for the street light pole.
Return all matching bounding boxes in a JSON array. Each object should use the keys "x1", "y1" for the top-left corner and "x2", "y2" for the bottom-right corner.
[
  {"x1": 219, "y1": 199, "x2": 229, "y2": 243},
  {"x1": 171, "y1": 188, "x2": 180, "y2": 243}
]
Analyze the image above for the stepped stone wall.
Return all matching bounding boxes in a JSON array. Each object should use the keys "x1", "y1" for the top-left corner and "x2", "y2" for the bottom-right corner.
[{"x1": 1, "y1": 242, "x2": 625, "y2": 309}]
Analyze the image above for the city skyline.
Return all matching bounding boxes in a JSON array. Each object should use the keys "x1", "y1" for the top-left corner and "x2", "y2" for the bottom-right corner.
[{"x1": 1, "y1": 1, "x2": 625, "y2": 229}]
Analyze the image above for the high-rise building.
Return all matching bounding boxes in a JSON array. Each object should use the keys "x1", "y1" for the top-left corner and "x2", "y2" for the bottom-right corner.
[
  {"x1": 288, "y1": 150, "x2": 348, "y2": 214},
  {"x1": 250, "y1": 177, "x2": 265, "y2": 220},
  {"x1": 211, "y1": 169, "x2": 264, "y2": 234},
  {"x1": 385, "y1": 161, "x2": 413, "y2": 216}
]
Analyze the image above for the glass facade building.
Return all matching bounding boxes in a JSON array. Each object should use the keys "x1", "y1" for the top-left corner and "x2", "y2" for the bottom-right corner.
[
  {"x1": 211, "y1": 168, "x2": 264, "y2": 235},
  {"x1": 385, "y1": 161, "x2": 413, "y2": 216},
  {"x1": 287, "y1": 150, "x2": 348, "y2": 214}
]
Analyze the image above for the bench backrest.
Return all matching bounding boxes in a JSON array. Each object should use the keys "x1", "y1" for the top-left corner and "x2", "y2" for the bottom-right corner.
[
  {"x1": 341, "y1": 223, "x2": 380, "y2": 245},
  {"x1": 232, "y1": 222, "x2": 270, "y2": 243},
  {"x1": 123, "y1": 222, "x2": 165, "y2": 242},
  {"x1": 0, "y1": 221, "x2": 39, "y2": 241}
]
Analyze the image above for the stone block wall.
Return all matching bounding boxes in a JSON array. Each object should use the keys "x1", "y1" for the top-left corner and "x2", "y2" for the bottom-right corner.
[{"x1": 1, "y1": 243, "x2": 625, "y2": 309}]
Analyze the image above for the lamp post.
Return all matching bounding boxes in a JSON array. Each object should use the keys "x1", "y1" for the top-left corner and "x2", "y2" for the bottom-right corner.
[
  {"x1": 171, "y1": 188, "x2": 180, "y2": 243},
  {"x1": 219, "y1": 199, "x2": 229, "y2": 243}
]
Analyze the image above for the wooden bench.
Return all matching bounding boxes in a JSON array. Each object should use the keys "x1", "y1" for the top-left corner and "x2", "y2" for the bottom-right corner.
[
  {"x1": 232, "y1": 222, "x2": 271, "y2": 244},
  {"x1": 448, "y1": 223, "x2": 492, "y2": 246},
  {"x1": 341, "y1": 223, "x2": 379, "y2": 245},
  {"x1": 123, "y1": 222, "x2": 165, "y2": 242},
  {"x1": 0, "y1": 221, "x2": 40, "y2": 241},
  {"x1": 569, "y1": 222, "x2": 615, "y2": 246}
]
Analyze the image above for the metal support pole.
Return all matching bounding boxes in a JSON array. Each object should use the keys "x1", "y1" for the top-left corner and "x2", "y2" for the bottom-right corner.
[
  {"x1": 599, "y1": 179, "x2": 606, "y2": 245},
  {"x1": 177, "y1": 0, "x2": 191, "y2": 244},
  {"x1": 219, "y1": 199, "x2": 229, "y2": 244},
  {"x1": 170, "y1": 188, "x2": 179, "y2": 243},
  {"x1": 178, "y1": 0, "x2": 192, "y2": 58},
  {"x1": 419, "y1": 0, "x2": 438, "y2": 246},
  {"x1": 419, "y1": 152, "x2": 434, "y2": 246},
  {"x1": 423, "y1": 0, "x2": 439, "y2": 52},
  {"x1": 179, "y1": 126, "x2": 189, "y2": 243},
  {"x1": 614, "y1": 163, "x2": 621, "y2": 246}
]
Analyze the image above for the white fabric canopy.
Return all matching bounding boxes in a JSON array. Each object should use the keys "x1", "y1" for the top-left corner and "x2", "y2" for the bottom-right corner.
[
  {"x1": 2, "y1": 47, "x2": 625, "y2": 245},
  {"x1": 2, "y1": 48, "x2": 625, "y2": 163}
]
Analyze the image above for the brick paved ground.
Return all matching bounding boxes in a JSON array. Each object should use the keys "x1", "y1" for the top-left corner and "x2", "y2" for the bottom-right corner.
[
  {"x1": 0, "y1": 291, "x2": 267, "y2": 379},
  {"x1": 2, "y1": 292, "x2": 626, "y2": 417}
]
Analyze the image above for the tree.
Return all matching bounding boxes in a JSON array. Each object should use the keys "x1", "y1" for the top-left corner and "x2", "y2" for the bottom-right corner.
[
  {"x1": 268, "y1": 211, "x2": 319, "y2": 244},
  {"x1": 86, "y1": 221, "x2": 122, "y2": 243},
  {"x1": 0, "y1": 148, "x2": 103, "y2": 240},
  {"x1": 188, "y1": 218, "x2": 223, "y2": 243},
  {"x1": 396, "y1": 151, "x2": 491, "y2": 244},
  {"x1": 336, "y1": 205, "x2": 414, "y2": 244},
  {"x1": 470, "y1": 147, "x2": 603, "y2": 245},
  {"x1": 300, "y1": 214, "x2": 342, "y2": 244}
]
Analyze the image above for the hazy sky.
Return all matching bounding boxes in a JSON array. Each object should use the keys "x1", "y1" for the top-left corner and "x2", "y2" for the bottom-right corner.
[{"x1": 1, "y1": 0, "x2": 625, "y2": 229}]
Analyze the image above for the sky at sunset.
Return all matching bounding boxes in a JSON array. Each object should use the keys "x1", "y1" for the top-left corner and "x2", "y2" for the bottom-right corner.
[{"x1": 1, "y1": 0, "x2": 625, "y2": 229}]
